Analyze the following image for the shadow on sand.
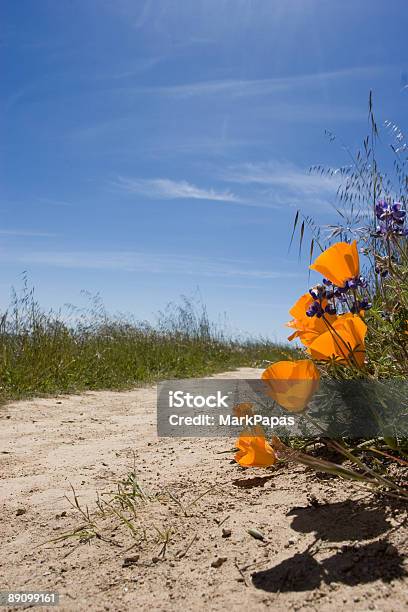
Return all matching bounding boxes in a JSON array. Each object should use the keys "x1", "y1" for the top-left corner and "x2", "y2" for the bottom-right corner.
[
  {"x1": 287, "y1": 499, "x2": 392, "y2": 541},
  {"x1": 252, "y1": 500, "x2": 406, "y2": 593}
]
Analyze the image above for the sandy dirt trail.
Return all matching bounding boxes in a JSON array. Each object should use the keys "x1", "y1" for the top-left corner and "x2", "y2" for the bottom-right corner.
[{"x1": 1, "y1": 368, "x2": 407, "y2": 611}]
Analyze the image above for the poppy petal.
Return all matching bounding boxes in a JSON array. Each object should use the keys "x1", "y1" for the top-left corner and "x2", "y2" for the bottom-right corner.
[
  {"x1": 309, "y1": 241, "x2": 359, "y2": 287},
  {"x1": 261, "y1": 360, "x2": 320, "y2": 412},
  {"x1": 235, "y1": 429, "x2": 276, "y2": 467},
  {"x1": 307, "y1": 315, "x2": 367, "y2": 367}
]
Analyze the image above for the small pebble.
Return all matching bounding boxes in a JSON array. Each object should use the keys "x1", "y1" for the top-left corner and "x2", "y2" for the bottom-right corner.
[
  {"x1": 211, "y1": 557, "x2": 227, "y2": 568},
  {"x1": 122, "y1": 555, "x2": 140, "y2": 567},
  {"x1": 247, "y1": 528, "x2": 265, "y2": 541}
]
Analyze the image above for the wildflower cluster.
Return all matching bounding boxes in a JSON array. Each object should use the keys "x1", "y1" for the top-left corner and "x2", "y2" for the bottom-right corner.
[
  {"x1": 235, "y1": 235, "x2": 406, "y2": 468},
  {"x1": 235, "y1": 241, "x2": 368, "y2": 467},
  {"x1": 234, "y1": 107, "x2": 408, "y2": 497},
  {"x1": 374, "y1": 200, "x2": 407, "y2": 237},
  {"x1": 235, "y1": 213, "x2": 408, "y2": 467},
  {"x1": 282, "y1": 241, "x2": 368, "y2": 369}
]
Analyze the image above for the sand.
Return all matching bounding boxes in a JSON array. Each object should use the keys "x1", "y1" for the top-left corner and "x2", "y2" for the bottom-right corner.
[{"x1": 1, "y1": 368, "x2": 407, "y2": 611}]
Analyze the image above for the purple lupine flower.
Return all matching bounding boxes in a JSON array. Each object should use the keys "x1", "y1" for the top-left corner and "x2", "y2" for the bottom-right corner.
[
  {"x1": 309, "y1": 285, "x2": 325, "y2": 300},
  {"x1": 345, "y1": 278, "x2": 358, "y2": 290},
  {"x1": 349, "y1": 276, "x2": 366, "y2": 289},
  {"x1": 306, "y1": 301, "x2": 324, "y2": 318},
  {"x1": 374, "y1": 200, "x2": 407, "y2": 236},
  {"x1": 324, "y1": 304, "x2": 337, "y2": 315},
  {"x1": 358, "y1": 299, "x2": 372, "y2": 311},
  {"x1": 375, "y1": 200, "x2": 388, "y2": 220},
  {"x1": 333, "y1": 287, "x2": 348, "y2": 302},
  {"x1": 333, "y1": 275, "x2": 366, "y2": 294},
  {"x1": 391, "y1": 201, "x2": 406, "y2": 222},
  {"x1": 350, "y1": 298, "x2": 372, "y2": 313},
  {"x1": 334, "y1": 285, "x2": 347, "y2": 297}
]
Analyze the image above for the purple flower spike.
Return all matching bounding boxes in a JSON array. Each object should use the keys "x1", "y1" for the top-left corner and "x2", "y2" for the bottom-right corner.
[
  {"x1": 309, "y1": 285, "x2": 325, "y2": 300},
  {"x1": 359, "y1": 299, "x2": 372, "y2": 311},
  {"x1": 334, "y1": 286, "x2": 347, "y2": 297},
  {"x1": 306, "y1": 301, "x2": 324, "y2": 318},
  {"x1": 375, "y1": 200, "x2": 407, "y2": 236},
  {"x1": 324, "y1": 304, "x2": 337, "y2": 315},
  {"x1": 375, "y1": 200, "x2": 388, "y2": 220},
  {"x1": 346, "y1": 279, "x2": 358, "y2": 290},
  {"x1": 392, "y1": 202, "x2": 406, "y2": 222}
]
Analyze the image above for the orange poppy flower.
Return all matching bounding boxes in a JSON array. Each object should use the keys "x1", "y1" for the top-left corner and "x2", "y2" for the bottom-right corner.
[
  {"x1": 309, "y1": 240, "x2": 360, "y2": 287},
  {"x1": 261, "y1": 360, "x2": 320, "y2": 412},
  {"x1": 233, "y1": 402, "x2": 254, "y2": 418},
  {"x1": 286, "y1": 293, "x2": 337, "y2": 347},
  {"x1": 289, "y1": 292, "x2": 315, "y2": 320},
  {"x1": 287, "y1": 313, "x2": 336, "y2": 347},
  {"x1": 235, "y1": 427, "x2": 276, "y2": 467},
  {"x1": 307, "y1": 314, "x2": 367, "y2": 367},
  {"x1": 287, "y1": 318, "x2": 331, "y2": 346}
]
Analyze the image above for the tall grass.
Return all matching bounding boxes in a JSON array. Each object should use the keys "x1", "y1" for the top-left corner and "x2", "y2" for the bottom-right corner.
[{"x1": 0, "y1": 278, "x2": 291, "y2": 404}]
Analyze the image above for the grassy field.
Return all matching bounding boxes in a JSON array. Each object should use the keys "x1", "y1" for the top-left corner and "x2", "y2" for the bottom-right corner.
[{"x1": 0, "y1": 281, "x2": 292, "y2": 404}]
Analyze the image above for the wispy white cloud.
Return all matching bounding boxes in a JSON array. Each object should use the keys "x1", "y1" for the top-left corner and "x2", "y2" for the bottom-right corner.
[
  {"x1": 145, "y1": 65, "x2": 386, "y2": 99},
  {"x1": 223, "y1": 161, "x2": 340, "y2": 194},
  {"x1": 146, "y1": 138, "x2": 263, "y2": 155},
  {"x1": 95, "y1": 56, "x2": 165, "y2": 80},
  {"x1": 1, "y1": 249, "x2": 302, "y2": 280},
  {"x1": 113, "y1": 176, "x2": 284, "y2": 209},
  {"x1": 253, "y1": 102, "x2": 366, "y2": 123},
  {"x1": 113, "y1": 165, "x2": 340, "y2": 212},
  {"x1": 221, "y1": 160, "x2": 342, "y2": 212},
  {"x1": 115, "y1": 176, "x2": 240, "y2": 202},
  {"x1": 36, "y1": 197, "x2": 74, "y2": 208}
]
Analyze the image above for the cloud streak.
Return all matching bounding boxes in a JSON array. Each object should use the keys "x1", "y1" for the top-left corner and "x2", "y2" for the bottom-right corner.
[
  {"x1": 221, "y1": 160, "x2": 342, "y2": 212},
  {"x1": 114, "y1": 176, "x2": 284, "y2": 209},
  {"x1": 113, "y1": 163, "x2": 341, "y2": 212},
  {"x1": 2, "y1": 249, "x2": 302, "y2": 280},
  {"x1": 223, "y1": 161, "x2": 340, "y2": 194},
  {"x1": 115, "y1": 176, "x2": 240, "y2": 202},
  {"x1": 143, "y1": 65, "x2": 386, "y2": 99}
]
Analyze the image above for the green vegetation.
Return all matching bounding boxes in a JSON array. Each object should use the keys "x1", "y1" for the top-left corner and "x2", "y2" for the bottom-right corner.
[{"x1": 0, "y1": 279, "x2": 291, "y2": 404}]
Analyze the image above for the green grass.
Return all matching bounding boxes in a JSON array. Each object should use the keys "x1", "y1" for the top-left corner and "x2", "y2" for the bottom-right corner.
[{"x1": 0, "y1": 281, "x2": 293, "y2": 404}]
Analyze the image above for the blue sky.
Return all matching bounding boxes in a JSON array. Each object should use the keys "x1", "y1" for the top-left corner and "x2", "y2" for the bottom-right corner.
[{"x1": 1, "y1": 0, "x2": 407, "y2": 340}]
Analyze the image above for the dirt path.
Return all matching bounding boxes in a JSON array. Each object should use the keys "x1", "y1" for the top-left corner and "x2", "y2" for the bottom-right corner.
[{"x1": 1, "y1": 368, "x2": 407, "y2": 611}]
